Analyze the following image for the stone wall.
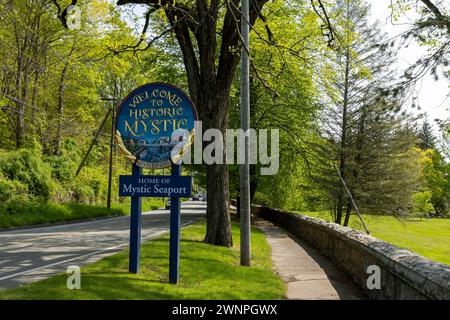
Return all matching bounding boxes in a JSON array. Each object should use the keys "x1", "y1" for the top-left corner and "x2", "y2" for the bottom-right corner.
[{"x1": 251, "y1": 204, "x2": 450, "y2": 300}]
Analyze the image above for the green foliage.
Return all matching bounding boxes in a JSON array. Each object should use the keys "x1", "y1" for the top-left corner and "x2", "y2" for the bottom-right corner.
[
  {"x1": 0, "y1": 173, "x2": 29, "y2": 202},
  {"x1": 69, "y1": 167, "x2": 105, "y2": 204},
  {"x1": 228, "y1": 0, "x2": 323, "y2": 211},
  {"x1": 417, "y1": 119, "x2": 436, "y2": 150},
  {"x1": 0, "y1": 148, "x2": 54, "y2": 201},
  {"x1": 0, "y1": 0, "x2": 447, "y2": 239},
  {"x1": 45, "y1": 139, "x2": 80, "y2": 182},
  {"x1": 412, "y1": 191, "x2": 435, "y2": 214},
  {"x1": 421, "y1": 148, "x2": 450, "y2": 214}
]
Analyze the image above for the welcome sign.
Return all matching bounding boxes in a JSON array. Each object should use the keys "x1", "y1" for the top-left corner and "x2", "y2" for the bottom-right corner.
[
  {"x1": 115, "y1": 83, "x2": 198, "y2": 169},
  {"x1": 117, "y1": 83, "x2": 196, "y2": 283}
]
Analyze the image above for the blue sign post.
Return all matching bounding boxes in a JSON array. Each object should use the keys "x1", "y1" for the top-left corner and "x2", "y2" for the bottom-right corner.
[
  {"x1": 115, "y1": 83, "x2": 197, "y2": 284},
  {"x1": 129, "y1": 164, "x2": 142, "y2": 274},
  {"x1": 169, "y1": 164, "x2": 182, "y2": 284}
]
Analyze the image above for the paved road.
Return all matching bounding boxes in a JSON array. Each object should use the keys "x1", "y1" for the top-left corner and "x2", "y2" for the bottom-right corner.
[{"x1": 0, "y1": 201, "x2": 206, "y2": 290}]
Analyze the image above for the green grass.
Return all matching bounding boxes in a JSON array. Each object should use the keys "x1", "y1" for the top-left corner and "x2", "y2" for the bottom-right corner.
[
  {"x1": 0, "y1": 202, "x2": 125, "y2": 229},
  {"x1": 297, "y1": 211, "x2": 450, "y2": 266},
  {"x1": 0, "y1": 198, "x2": 164, "y2": 229},
  {"x1": 112, "y1": 198, "x2": 165, "y2": 213},
  {"x1": 0, "y1": 221, "x2": 285, "y2": 300}
]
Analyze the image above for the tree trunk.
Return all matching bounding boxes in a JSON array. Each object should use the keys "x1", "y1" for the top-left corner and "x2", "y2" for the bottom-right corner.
[
  {"x1": 204, "y1": 162, "x2": 232, "y2": 246},
  {"x1": 31, "y1": 11, "x2": 41, "y2": 135},
  {"x1": 344, "y1": 108, "x2": 366, "y2": 227},
  {"x1": 15, "y1": 51, "x2": 24, "y2": 148},
  {"x1": 343, "y1": 197, "x2": 352, "y2": 226},
  {"x1": 336, "y1": 195, "x2": 344, "y2": 224},
  {"x1": 336, "y1": 47, "x2": 351, "y2": 225},
  {"x1": 202, "y1": 104, "x2": 233, "y2": 247},
  {"x1": 56, "y1": 61, "x2": 69, "y2": 155},
  {"x1": 31, "y1": 69, "x2": 39, "y2": 134}
]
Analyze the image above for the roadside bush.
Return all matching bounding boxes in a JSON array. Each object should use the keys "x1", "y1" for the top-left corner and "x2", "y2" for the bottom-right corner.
[
  {"x1": 68, "y1": 167, "x2": 106, "y2": 204},
  {"x1": 0, "y1": 148, "x2": 54, "y2": 201},
  {"x1": 0, "y1": 174, "x2": 29, "y2": 202},
  {"x1": 45, "y1": 138, "x2": 80, "y2": 182}
]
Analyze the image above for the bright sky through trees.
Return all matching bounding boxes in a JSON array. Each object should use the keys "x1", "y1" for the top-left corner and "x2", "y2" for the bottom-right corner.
[{"x1": 369, "y1": 0, "x2": 449, "y2": 132}]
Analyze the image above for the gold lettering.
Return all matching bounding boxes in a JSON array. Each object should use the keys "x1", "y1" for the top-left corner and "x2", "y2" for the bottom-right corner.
[
  {"x1": 124, "y1": 120, "x2": 144, "y2": 137},
  {"x1": 140, "y1": 120, "x2": 148, "y2": 132},
  {"x1": 129, "y1": 109, "x2": 139, "y2": 119},
  {"x1": 174, "y1": 97, "x2": 182, "y2": 107},
  {"x1": 151, "y1": 121, "x2": 160, "y2": 134},
  {"x1": 177, "y1": 119, "x2": 188, "y2": 129}
]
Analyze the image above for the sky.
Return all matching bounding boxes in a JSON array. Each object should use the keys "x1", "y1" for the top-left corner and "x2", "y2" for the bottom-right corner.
[{"x1": 368, "y1": 0, "x2": 450, "y2": 132}]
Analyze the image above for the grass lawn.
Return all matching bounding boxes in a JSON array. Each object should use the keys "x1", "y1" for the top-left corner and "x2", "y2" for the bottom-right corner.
[
  {"x1": 0, "y1": 221, "x2": 285, "y2": 300},
  {"x1": 0, "y1": 198, "x2": 164, "y2": 229},
  {"x1": 298, "y1": 211, "x2": 450, "y2": 266},
  {"x1": 112, "y1": 198, "x2": 165, "y2": 214}
]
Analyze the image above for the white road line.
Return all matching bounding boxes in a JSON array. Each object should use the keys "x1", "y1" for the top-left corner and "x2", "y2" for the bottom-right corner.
[{"x1": 0, "y1": 219, "x2": 199, "y2": 282}]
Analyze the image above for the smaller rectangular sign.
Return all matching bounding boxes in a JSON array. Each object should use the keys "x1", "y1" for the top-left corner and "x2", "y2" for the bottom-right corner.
[{"x1": 119, "y1": 175, "x2": 192, "y2": 197}]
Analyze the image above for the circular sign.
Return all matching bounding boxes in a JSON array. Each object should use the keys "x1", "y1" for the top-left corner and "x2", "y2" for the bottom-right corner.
[{"x1": 115, "y1": 83, "x2": 198, "y2": 169}]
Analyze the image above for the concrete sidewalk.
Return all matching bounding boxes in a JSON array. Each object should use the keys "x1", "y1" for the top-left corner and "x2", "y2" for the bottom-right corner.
[{"x1": 255, "y1": 219, "x2": 366, "y2": 300}]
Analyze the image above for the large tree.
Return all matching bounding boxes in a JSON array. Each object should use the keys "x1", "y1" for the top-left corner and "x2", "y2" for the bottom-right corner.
[
  {"x1": 118, "y1": 0, "x2": 272, "y2": 247},
  {"x1": 54, "y1": 0, "x2": 273, "y2": 246},
  {"x1": 417, "y1": 118, "x2": 437, "y2": 150},
  {"x1": 52, "y1": 0, "x2": 337, "y2": 246},
  {"x1": 316, "y1": 0, "x2": 398, "y2": 224},
  {"x1": 308, "y1": 0, "x2": 424, "y2": 225}
]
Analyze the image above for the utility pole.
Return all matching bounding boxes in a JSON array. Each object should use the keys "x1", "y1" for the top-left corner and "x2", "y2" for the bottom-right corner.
[
  {"x1": 107, "y1": 102, "x2": 116, "y2": 209},
  {"x1": 240, "y1": 0, "x2": 251, "y2": 266}
]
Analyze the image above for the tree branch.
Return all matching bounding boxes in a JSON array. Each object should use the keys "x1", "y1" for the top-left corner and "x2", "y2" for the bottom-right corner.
[
  {"x1": 420, "y1": 0, "x2": 450, "y2": 31},
  {"x1": 51, "y1": 0, "x2": 79, "y2": 29}
]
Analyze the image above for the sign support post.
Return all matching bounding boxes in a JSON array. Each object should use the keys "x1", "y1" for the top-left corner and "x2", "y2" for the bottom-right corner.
[
  {"x1": 129, "y1": 163, "x2": 142, "y2": 274},
  {"x1": 169, "y1": 164, "x2": 182, "y2": 284}
]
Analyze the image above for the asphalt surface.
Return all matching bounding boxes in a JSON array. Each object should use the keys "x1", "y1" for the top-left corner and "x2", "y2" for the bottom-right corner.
[{"x1": 0, "y1": 201, "x2": 206, "y2": 290}]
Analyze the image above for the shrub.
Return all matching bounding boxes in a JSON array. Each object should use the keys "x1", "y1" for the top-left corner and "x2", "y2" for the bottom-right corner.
[
  {"x1": 67, "y1": 167, "x2": 106, "y2": 204},
  {"x1": 45, "y1": 138, "x2": 80, "y2": 182},
  {"x1": 412, "y1": 191, "x2": 434, "y2": 215},
  {"x1": 0, "y1": 174, "x2": 29, "y2": 202},
  {"x1": 0, "y1": 148, "x2": 54, "y2": 201}
]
